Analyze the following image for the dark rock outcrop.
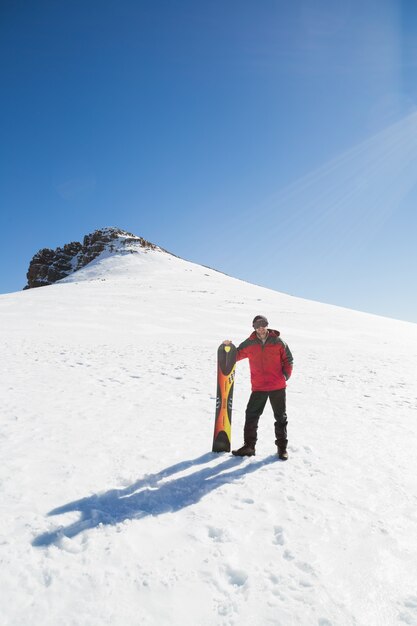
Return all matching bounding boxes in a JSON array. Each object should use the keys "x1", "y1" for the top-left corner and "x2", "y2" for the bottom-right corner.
[{"x1": 25, "y1": 227, "x2": 161, "y2": 289}]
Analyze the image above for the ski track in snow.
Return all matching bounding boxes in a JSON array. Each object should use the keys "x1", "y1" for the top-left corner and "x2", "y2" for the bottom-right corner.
[{"x1": 1, "y1": 249, "x2": 417, "y2": 625}]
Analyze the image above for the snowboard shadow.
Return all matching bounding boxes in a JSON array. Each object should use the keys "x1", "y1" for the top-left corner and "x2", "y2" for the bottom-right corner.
[{"x1": 32, "y1": 452, "x2": 277, "y2": 547}]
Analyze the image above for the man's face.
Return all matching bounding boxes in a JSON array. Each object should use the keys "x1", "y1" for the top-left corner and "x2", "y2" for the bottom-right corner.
[{"x1": 255, "y1": 325, "x2": 268, "y2": 340}]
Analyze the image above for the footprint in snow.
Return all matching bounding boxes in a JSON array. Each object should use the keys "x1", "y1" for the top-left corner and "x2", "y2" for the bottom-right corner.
[
  {"x1": 404, "y1": 596, "x2": 417, "y2": 609},
  {"x1": 273, "y1": 526, "x2": 285, "y2": 545},
  {"x1": 224, "y1": 564, "x2": 248, "y2": 588},
  {"x1": 283, "y1": 549, "x2": 295, "y2": 561},
  {"x1": 399, "y1": 596, "x2": 417, "y2": 624},
  {"x1": 207, "y1": 526, "x2": 230, "y2": 543},
  {"x1": 295, "y1": 560, "x2": 315, "y2": 575}
]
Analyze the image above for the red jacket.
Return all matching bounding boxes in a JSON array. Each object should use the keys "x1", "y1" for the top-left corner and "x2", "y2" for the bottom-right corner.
[{"x1": 236, "y1": 329, "x2": 293, "y2": 392}]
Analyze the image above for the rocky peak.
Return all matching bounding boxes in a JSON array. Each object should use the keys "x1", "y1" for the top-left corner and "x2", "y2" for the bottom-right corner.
[{"x1": 25, "y1": 227, "x2": 162, "y2": 289}]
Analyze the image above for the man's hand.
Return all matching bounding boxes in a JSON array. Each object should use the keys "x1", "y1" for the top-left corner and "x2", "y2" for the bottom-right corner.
[{"x1": 222, "y1": 340, "x2": 233, "y2": 345}]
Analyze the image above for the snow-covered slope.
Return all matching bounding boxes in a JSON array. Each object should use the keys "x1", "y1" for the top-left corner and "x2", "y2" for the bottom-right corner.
[{"x1": 1, "y1": 245, "x2": 417, "y2": 626}]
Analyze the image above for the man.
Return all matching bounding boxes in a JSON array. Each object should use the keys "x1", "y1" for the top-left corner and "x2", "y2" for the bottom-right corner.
[{"x1": 224, "y1": 315, "x2": 293, "y2": 460}]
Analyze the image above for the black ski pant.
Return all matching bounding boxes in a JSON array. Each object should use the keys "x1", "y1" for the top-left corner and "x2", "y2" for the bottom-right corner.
[{"x1": 243, "y1": 389, "x2": 288, "y2": 450}]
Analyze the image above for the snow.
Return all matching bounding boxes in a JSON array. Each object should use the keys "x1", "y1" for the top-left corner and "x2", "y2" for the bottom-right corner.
[{"x1": 1, "y1": 246, "x2": 417, "y2": 626}]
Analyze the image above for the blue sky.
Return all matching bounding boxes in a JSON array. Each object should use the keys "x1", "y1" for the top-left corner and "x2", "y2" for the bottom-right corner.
[{"x1": 1, "y1": 0, "x2": 417, "y2": 323}]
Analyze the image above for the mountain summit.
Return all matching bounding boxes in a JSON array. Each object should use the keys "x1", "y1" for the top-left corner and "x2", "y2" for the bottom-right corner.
[{"x1": 24, "y1": 227, "x2": 168, "y2": 289}]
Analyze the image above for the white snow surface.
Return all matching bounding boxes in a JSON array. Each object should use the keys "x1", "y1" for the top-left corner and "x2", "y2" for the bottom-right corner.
[{"x1": 1, "y1": 247, "x2": 417, "y2": 626}]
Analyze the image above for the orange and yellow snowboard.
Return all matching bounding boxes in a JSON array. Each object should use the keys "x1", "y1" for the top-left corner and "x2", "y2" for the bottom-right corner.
[{"x1": 212, "y1": 343, "x2": 237, "y2": 452}]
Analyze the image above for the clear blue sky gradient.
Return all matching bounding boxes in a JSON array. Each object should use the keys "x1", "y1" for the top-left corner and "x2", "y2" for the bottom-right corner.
[{"x1": 1, "y1": 0, "x2": 417, "y2": 322}]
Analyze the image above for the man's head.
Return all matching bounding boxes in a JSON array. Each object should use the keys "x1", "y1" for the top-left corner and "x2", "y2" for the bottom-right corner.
[
  {"x1": 252, "y1": 315, "x2": 269, "y2": 340},
  {"x1": 252, "y1": 315, "x2": 268, "y2": 330}
]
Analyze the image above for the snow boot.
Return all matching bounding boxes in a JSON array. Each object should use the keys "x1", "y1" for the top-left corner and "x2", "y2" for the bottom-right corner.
[
  {"x1": 232, "y1": 445, "x2": 255, "y2": 457},
  {"x1": 277, "y1": 447, "x2": 288, "y2": 461}
]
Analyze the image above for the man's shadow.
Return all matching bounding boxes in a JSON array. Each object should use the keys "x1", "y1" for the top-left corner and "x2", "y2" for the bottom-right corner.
[{"x1": 33, "y1": 452, "x2": 278, "y2": 547}]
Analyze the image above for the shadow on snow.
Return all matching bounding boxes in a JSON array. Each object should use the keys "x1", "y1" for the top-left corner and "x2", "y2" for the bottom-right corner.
[{"x1": 33, "y1": 452, "x2": 278, "y2": 547}]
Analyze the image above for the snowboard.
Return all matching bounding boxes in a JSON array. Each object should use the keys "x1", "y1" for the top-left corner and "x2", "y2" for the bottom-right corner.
[{"x1": 212, "y1": 343, "x2": 237, "y2": 452}]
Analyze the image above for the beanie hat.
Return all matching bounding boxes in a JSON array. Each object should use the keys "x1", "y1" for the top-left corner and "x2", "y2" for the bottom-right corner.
[{"x1": 252, "y1": 315, "x2": 269, "y2": 329}]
